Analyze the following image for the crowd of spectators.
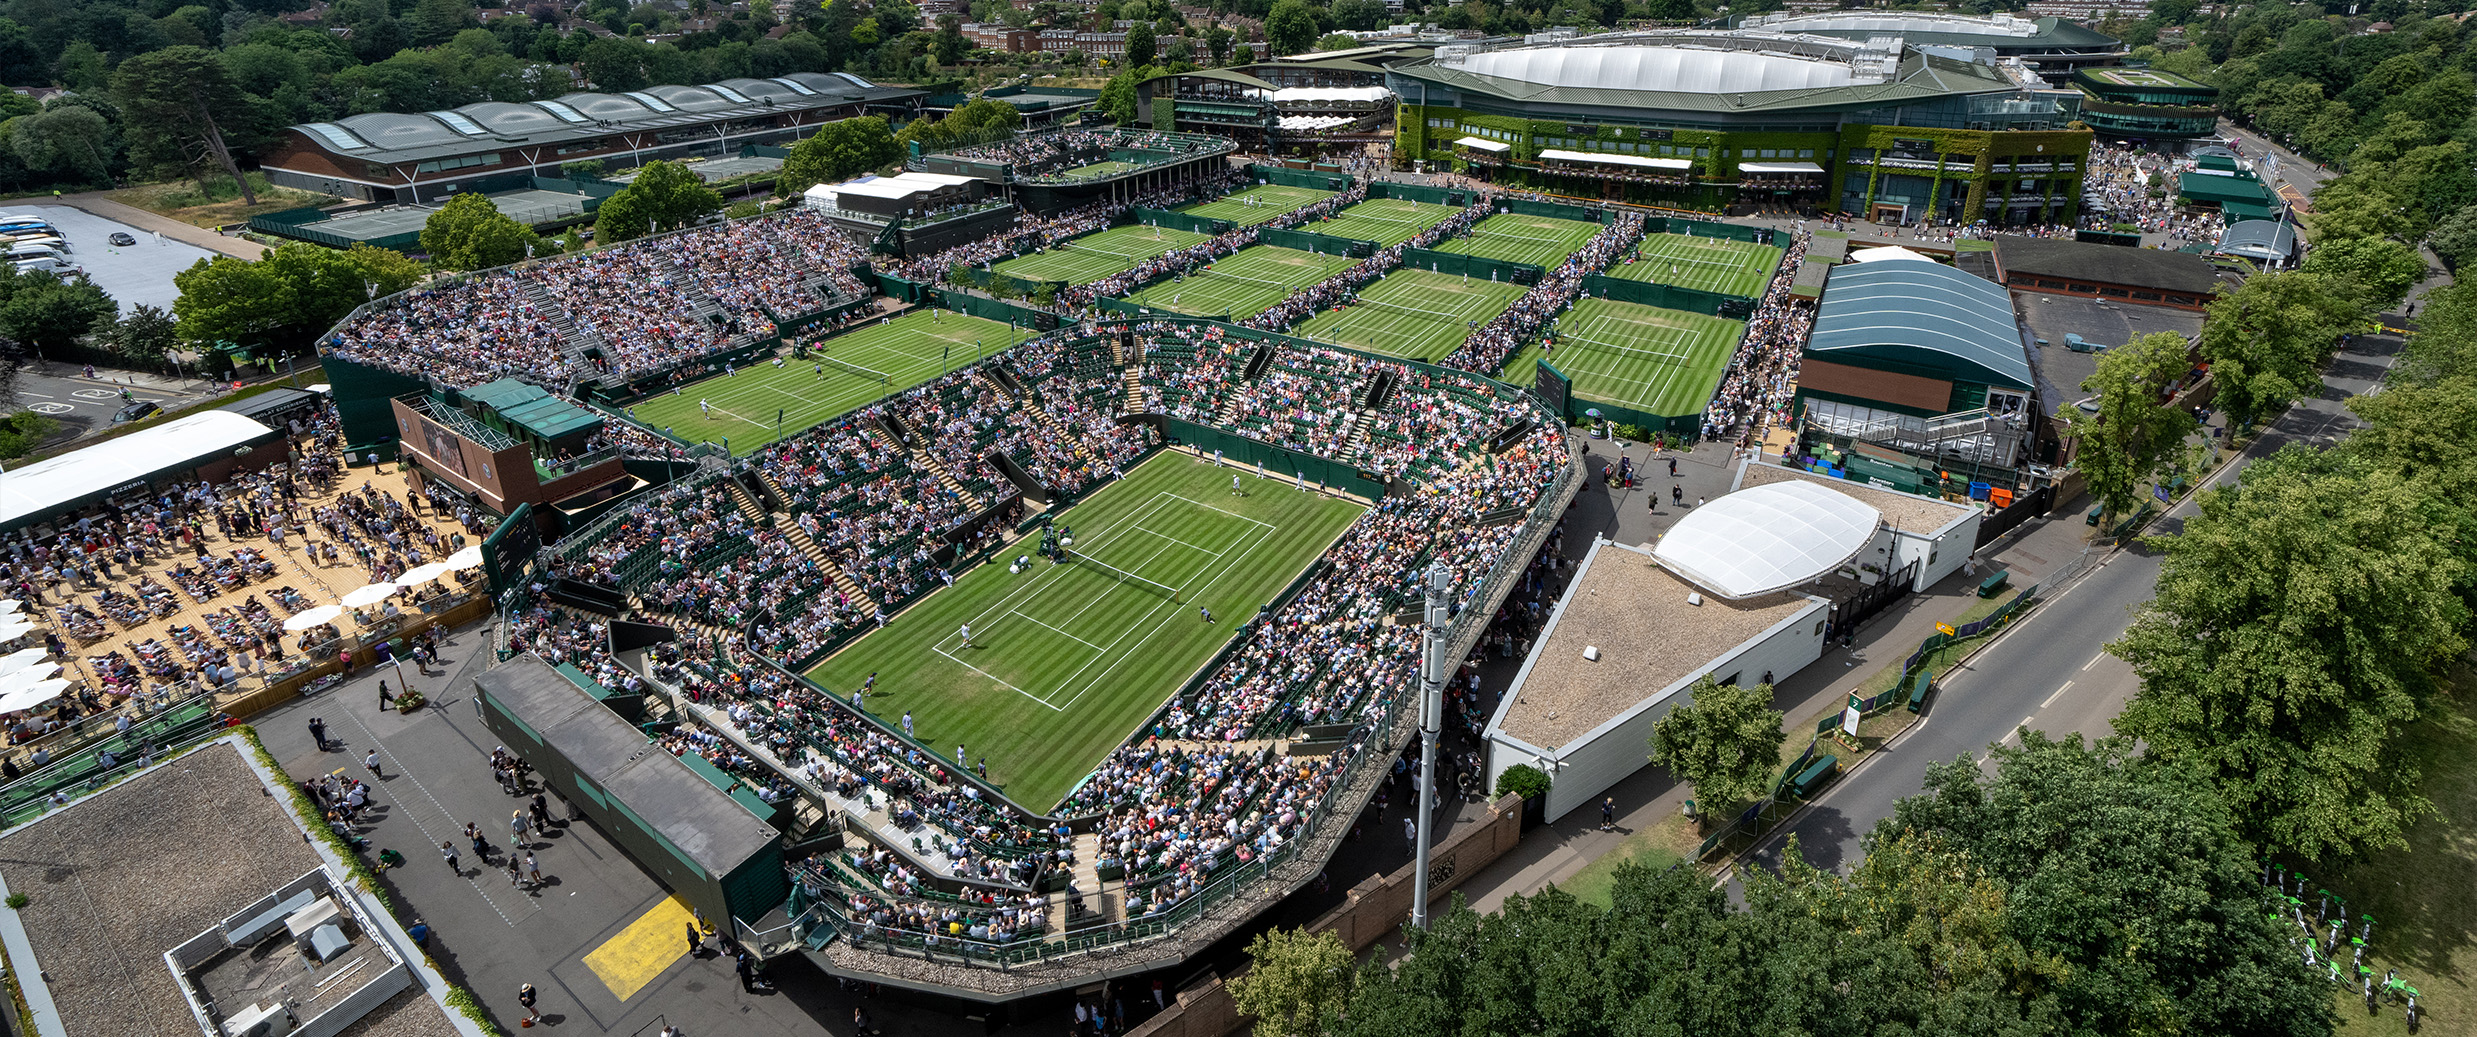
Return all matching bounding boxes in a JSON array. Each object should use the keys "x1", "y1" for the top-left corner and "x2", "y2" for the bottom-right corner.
[
  {"x1": 1445, "y1": 210, "x2": 1646, "y2": 375},
  {"x1": 1701, "y1": 231, "x2": 1815, "y2": 444},
  {"x1": 325, "y1": 275, "x2": 571, "y2": 387}
]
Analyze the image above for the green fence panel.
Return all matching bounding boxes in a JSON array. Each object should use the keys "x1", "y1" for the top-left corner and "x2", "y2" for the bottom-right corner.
[
  {"x1": 1160, "y1": 416, "x2": 1388, "y2": 499},
  {"x1": 948, "y1": 266, "x2": 1065, "y2": 298},
  {"x1": 1128, "y1": 206, "x2": 1233, "y2": 236},
  {"x1": 1494, "y1": 197, "x2": 1609, "y2": 224},
  {"x1": 1369, "y1": 181, "x2": 1475, "y2": 207},
  {"x1": 1661, "y1": 219, "x2": 1771, "y2": 245},
  {"x1": 1572, "y1": 398, "x2": 1702, "y2": 437},
  {"x1": 870, "y1": 272, "x2": 925, "y2": 303},
  {"x1": 1254, "y1": 226, "x2": 1376, "y2": 258},
  {"x1": 932, "y1": 289, "x2": 1064, "y2": 331},
  {"x1": 1399, "y1": 246, "x2": 1543, "y2": 285},
  {"x1": 1243, "y1": 164, "x2": 1351, "y2": 192},
  {"x1": 320, "y1": 356, "x2": 430, "y2": 450},
  {"x1": 1579, "y1": 274, "x2": 1754, "y2": 318}
]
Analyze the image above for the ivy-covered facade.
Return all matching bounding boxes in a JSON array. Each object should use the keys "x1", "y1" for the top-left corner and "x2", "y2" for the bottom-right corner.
[{"x1": 1389, "y1": 33, "x2": 2094, "y2": 224}]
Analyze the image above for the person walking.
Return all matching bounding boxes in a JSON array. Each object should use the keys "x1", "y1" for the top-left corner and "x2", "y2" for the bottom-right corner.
[
  {"x1": 1402, "y1": 816, "x2": 1417, "y2": 855},
  {"x1": 364, "y1": 749, "x2": 383, "y2": 779},
  {"x1": 1601, "y1": 796, "x2": 1616, "y2": 832},
  {"x1": 377, "y1": 680, "x2": 393, "y2": 711},
  {"x1": 511, "y1": 810, "x2": 530, "y2": 848},
  {"x1": 308, "y1": 717, "x2": 328, "y2": 752},
  {"x1": 518, "y1": 982, "x2": 540, "y2": 1025},
  {"x1": 525, "y1": 853, "x2": 543, "y2": 886},
  {"x1": 687, "y1": 921, "x2": 704, "y2": 958},
  {"x1": 734, "y1": 949, "x2": 761, "y2": 992},
  {"x1": 506, "y1": 857, "x2": 524, "y2": 888},
  {"x1": 901, "y1": 711, "x2": 914, "y2": 738},
  {"x1": 440, "y1": 841, "x2": 460, "y2": 875}
]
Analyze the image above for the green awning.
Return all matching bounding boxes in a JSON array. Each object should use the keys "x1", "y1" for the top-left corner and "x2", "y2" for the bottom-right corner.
[{"x1": 2222, "y1": 201, "x2": 2279, "y2": 221}]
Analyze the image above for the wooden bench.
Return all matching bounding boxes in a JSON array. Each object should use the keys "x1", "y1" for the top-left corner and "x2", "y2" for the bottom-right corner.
[
  {"x1": 1905, "y1": 671, "x2": 1934, "y2": 714},
  {"x1": 1789, "y1": 755, "x2": 1839, "y2": 798},
  {"x1": 1977, "y1": 570, "x2": 2011, "y2": 598}
]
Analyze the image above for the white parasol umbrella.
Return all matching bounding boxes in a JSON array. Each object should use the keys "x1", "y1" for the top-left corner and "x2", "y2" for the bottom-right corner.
[
  {"x1": 340, "y1": 583, "x2": 399, "y2": 608},
  {"x1": 0, "y1": 599, "x2": 19, "y2": 615},
  {"x1": 0, "y1": 679, "x2": 69, "y2": 714},
  {"x1": 0, "y1": 620, "x2": 34, "y2": 642},
  {"x1": 445, "y1": 544, "x2": 485, "y2": 570},
  {"x1": 283, "y1": 604, "x2": 346, "y2": 632},
  {"x1": 0, "y1": 647, "x2": 49, "y2": 675},
  {"x1": 398, "y1": 562, "x2": 452, "y2": 586},
  {"x1": 0, "y1": 663, "x2": 60, "y2": 692}
]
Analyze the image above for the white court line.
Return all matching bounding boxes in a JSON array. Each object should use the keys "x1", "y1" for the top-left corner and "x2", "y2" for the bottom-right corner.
[
  {"x1": 1161, "y1": 492, "x2": 1276, "y2": 527},
  {"x1": 930, "y1": 643, "x2": 1058, "y2": 711},
  {"x1": 1003, "y1": 608, "x2": 1107, "y2": 650},
  {"x1": 1052, "y1": 519, "x2": 1274, "y2": 714},
  {"x1": 1134, "y1": 525, "x2": 1228, "y2": 557}
]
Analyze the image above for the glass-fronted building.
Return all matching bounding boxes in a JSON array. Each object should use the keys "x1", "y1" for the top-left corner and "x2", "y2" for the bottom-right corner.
[{"x1": 2071, "y1": 67, "x2": 2220, "y2": 142}]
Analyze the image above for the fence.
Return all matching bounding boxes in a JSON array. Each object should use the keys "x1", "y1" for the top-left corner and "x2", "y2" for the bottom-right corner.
[
  {"x1": 1369, "y1": 181, "x2": 1474, "y2": 207},
  {"x1": 1244, "y1": 164, "x2": 1351, "y2": 192},
  {"x1": 1495, "y1": 197, "x2": 1610, "y2": 224},
  {"x1": 1399, "y1": 246, "x2": 1543, "y2": 285},
  {"x1": 1159, "y1": 418, "x2": 1389, "y2": 499},
  {"x1": 1644, "y1": 216, "x2": 1773, "y2": 245},
  {"x1": 1254, "y1": 226, "x2": 1376, "y2": 259},
  {"x1": 870, "y1": 271, "x2": 927, "y2": 303},
  {"x1": 947, "y1": 265, "x2": 1066, "y2": 299},
  {"x1": 1127, "y1": 206, "x2": 1233, "y2": 236},
  {"x1": 932, "y1": 289, "x2": 1063, "y2": 330},
  {"x1": 1579, "y1": 273, "x2": 1755, "y2": 318}
]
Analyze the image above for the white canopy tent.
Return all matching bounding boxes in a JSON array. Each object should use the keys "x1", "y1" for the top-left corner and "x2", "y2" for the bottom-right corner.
[{"x1": 1651, "y1": 481, "x2": 1883, "y2": 599}]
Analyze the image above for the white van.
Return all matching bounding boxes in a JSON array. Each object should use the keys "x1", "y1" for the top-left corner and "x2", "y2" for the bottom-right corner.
[{"x1": 3, "y1": 233, "x2": 67, "y2": 253}]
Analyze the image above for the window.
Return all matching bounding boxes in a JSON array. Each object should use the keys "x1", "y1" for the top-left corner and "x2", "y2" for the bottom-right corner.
[
  {"x1": 769, "y1": 76, "x2": 817, "y2": 95},
  {"x1": 1696, "y1": 147, "x2": 1709, "y2": 157},
  {"x1": 705, "y1": 83, "x2": 753, "y2": 103},
  {"x1": 1799, "y1": 149, "x2": 1815, "y2": 159},
  {"x1": 533, "y1": 101, "x2": 587, "y2": 123},
  {"x1": 623, "y1": 91, "x2": 677, "y2": 113},
  {"x1": 305, "y1": 123, "x2": 369, "y2": 150},
  {"x1": 2132, "y1": 291, "x2": 2163, "y2": 301},
  {"x1": 414, "y1": 153, "x2": 504, "y2": 174},
  {"x1": 1762, "y1": 149, "x2": 1779, "y2": 159},
  {"x1": 430, "y1": 111, "x2": 487, "y2": 135}
]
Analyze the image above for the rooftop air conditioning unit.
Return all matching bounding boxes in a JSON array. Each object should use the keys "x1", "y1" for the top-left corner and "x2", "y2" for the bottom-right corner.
[{"x1": 223, "y1": 1001, "x2": 297, "y2": 1037}]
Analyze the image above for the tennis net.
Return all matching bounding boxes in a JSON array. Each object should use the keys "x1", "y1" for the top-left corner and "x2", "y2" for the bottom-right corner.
[
  {"x1": 1357, "y1": 295, "x2": 1488, "y2": 326},
  {"x1": 818, "y1": 353, "x2": 892, "y2": 385},
  {"x1": 1066, "y1": 552, "x2": 1180, "y2": 601},
  {"x1": 1561, "y1": 327, "x2": 1693, "y2": 365}
]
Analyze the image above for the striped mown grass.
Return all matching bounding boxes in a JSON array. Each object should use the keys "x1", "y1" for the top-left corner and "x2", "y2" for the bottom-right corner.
[
  {"x1": 1290, "y1": 267, "x2": 1526, "y2": 362},
  {"x1": 1432, "y1": 212, "x2": 1603, "y2": 269},
  {"x1": 1507, "y1": 297, "x2": 1742, "y2": 418},
  {"x1": 625, "y1": 310, "x2": 1034, "y2": 455},
  {"x1": 1117, "y1": 246, "x2": 1357, "y2": 320},
  {"x1": 993, "y1": 223, "x2": 1212, "y2": 285},
  {"x1": 1606, "y1": 232, "x2": 1783, "y2": 299},
  {"x1": 1178, "y1": 184, "x2": 1334, "y2": 226},
  {"x1": 1307, "y1": 197, "x2": 1465, "y2": 247},
  {"x1": 807, "y1": 452, "x2": 1365, "y2": 809}
]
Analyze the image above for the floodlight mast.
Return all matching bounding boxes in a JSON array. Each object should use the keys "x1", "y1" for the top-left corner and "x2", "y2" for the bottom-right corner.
[{"x1": 1412, "y1": 560, "x2": 1453, "y2": 929}]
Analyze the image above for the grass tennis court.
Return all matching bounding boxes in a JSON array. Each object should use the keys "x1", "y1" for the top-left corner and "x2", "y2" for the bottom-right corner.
[
  {"x1": 1606, "y1": 232, "x2": 1784, "y2": 298},
  {"x1": 1289, "y1": 267, "x2": 1526, "y2": 362},
  {"x1": 1305, "y1": 197, "x2": 1466, "y2": 247},
  {"x1": 1433, "y1": 213, "x2": 1604, "y2": 268},
  {"x1": 626, "y1": 310, "x2": 1035, "y2": 455},
  {"x1": 1058, "y1": 159, "x2": 1143, "y2": 178},
  {"x1": 1505, "y1": 297, "x2": 1741, "y2": 418},
  {"x1": 1179, "y1": 184, "x2": 1334, "y2": 226},
  {"x1": 1117, "y1": 246, "x2": 1357, "y2": 319},
  {"x1": 808, "y1": 452, "x2": 1365, "y2": 808},
  {"x1": 993, "y1": 223, "x2": 1211, "y2": 284}
]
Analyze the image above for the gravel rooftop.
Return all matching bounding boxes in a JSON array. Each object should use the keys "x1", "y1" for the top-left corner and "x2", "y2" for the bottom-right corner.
[
  {"x1": 1496, "y1": 541, "x2": 1817, "y2": 750},
  {"x1": 0, "y1": 740, "x2": 454, "y2": 1037},
  {"x1": 1738, "y1": 461, "x2": 1975, "y2": 537}
]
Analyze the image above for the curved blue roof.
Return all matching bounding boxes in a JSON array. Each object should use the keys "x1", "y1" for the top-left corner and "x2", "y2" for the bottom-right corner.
[{"x1": 1808, "y1": 258, "x2": 2031, "y2": 390}]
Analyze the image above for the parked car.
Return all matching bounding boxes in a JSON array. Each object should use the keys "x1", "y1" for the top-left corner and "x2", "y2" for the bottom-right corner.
[
  {"x1": 107, "y1": 232, "x2": 135, "y2": 246},
  {"x1": 111, "y1": 400, "x2": 161, "y2": 424}
]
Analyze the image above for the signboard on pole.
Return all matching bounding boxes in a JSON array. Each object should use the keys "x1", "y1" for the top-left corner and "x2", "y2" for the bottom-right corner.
[{"x1": 1841, "y1": 693, "x2": 1863, "y2": 738}]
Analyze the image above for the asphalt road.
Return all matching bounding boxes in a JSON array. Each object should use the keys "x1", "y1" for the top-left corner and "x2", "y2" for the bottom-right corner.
[
  {"x1": 9, "y1": 362, "x2": 200, "y2": 445},
  {"x1": 1747, "y1": 318, "x2": 2408, "y2": 876}
]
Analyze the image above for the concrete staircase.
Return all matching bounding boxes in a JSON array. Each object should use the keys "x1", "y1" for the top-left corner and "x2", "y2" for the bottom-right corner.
[
  {"x1": 525, "y1": 282, "x2": 603, "y2": 375},
  {"x1": 755, "y1": 472, "x2": 876, "y2": 607},
  {"x1": 1045, "y1": 828, "x2": 1124, "y2": 935},
  {"x1": 657, "y1": 256, "x2": 733, "y2": 329},
  {"x1": 1336, "y1": 409, "x2": 1378, "y2": 463},
  {"x1": 872, "y1": 425, "x2": 981, "y2": 510},
  {"x1": 984, "y1": 371, "x2": 1099, "y2": 471}
]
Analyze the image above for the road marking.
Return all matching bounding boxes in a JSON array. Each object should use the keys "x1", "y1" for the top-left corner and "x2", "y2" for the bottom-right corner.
[
  {"x1": 17, "y1": 392, "x2": 49, "y2": 398},
  {"x1": 2081, "y1": 652, "x2": 2103, "y2": 671},
  {"x1": 2042, "y1": 682, "x2": 2073, "y2": 709}
]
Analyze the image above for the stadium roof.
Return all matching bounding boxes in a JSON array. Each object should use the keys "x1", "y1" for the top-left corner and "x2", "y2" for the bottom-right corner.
[
  {"x1": 1810, "y1": 258, "x2": 2033, "y2": 390},
  {"x1": 1392, "y1": 31, "x2": 2033, "y2": 115},
  {"x1": 0, "y1": 411, "x2": 280, "y2": 530},
  {"x1": 1653, "y1": 481, "x2": 1882, "y2": 599},
  {"x1": 1738, "y1": 12, "x2": 2120, "y2": 50},
  {"x1": 291, "y1": 73, "x2": 921, "y2": 164},
  {"x1": 2216, "y1": 220, "x2": 2298, "y2": 261},
  {"x1": 1994, "y1": 236, "x2": 2225, "y2": 296}
]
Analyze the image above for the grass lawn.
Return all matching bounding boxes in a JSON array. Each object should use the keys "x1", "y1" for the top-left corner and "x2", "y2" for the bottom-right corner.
[
  {"x1": 625, "y1": 310, "x2": 1032, "y2": 455},
  {"x1": 808, "y1": 452, "x2": 1365, "y2": 809},
  {"x1": 106, "y1": 174, "x2": 339, "y2": 228},
  {"x1": 2324, "y1": 672, "x2": 2477, "y2": 1037},
  {"x1": 993, "y1": 223, "x2": 1210, "y2": 285},
  {"x1": 1606, "y1": 232, "x2": 1785, "y2": 299},
  {"x1": 1432, "y1": 212, "x2": 1604, "y2": 268},
  {"x1": 1504, "y1": 298, "x2": 1741, "y2": 418},
  {"x1": 1179, "y1": 184, "x2": 1334, "y2": 227},
  {"x1": 1289, "y1": 268, "x2": 1526, "y2": 363},
  {"x1": 1556, "y1": 811, "x2": 1695, "y2": 909},
  {"x1": 1117, "y1": 246, "x2": 1357, "y2": 320},
  {"x1": 1057, "y1": 159, "x2": 1144, "y2": 179},
  {"x1": 1305, "y1": 197, "x2": 1466, "y2": 247}
]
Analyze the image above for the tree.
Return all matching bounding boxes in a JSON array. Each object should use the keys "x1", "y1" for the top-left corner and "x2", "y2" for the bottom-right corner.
[
  {"x1": 2063, "y1": 331, "x2": 2199, "y2": 519},
  {"x1": 0, "y1": 410, "x2": 51, "y2": 460},
  {"x1": 579, "y1": 35, "x2": 650, "y2": 90},
  {"x1": 420, "y1": 193, "x2": 537, "y2": 272},
  {"x1": 1493, "y1": 762, "x2": 1549, "y2": 801},
  {"x1": 111, "y1": 47, "x2": 256, "y2": 203},
  {"x1": 1233, "y1": 42, "x2": 1253, "y2": 64},
  {"x1": 7, "y1": 105, "x2": 115, "y2": 186},
  {"x1": 594, "y1": 160, "x2": 722, "y2": 243},
  {"x1": 170, "y1": 242, "x2": 421, "y2": 349},
  {"x1": 1885, "y1": 732, "x2": 2333, "y2": 1036},
  {"x1": 1205, "y1": 25, "x2": 1233, "y2": 64},
  {"x1": 781, "y1": 116, "x2": 900, "y2": 195},
  {"x1": 172, "y1": 254, "x2": 292, "y2": 346},
  {"x1": 1332, "y1": 0, "x2": 1386, "y2": 30},
  {"x1": 1314, "y1": 32, "x2": 1356, "y2": 50},
  {"x1": 2110, "y1": 448, "x2": 2468, "y2": 859},
  {"x1": 1646, "y1": 677, "x2": 1785, "y2": 814},
  {"x1": 1227, "y1": 929, "x2": 1353, "y2": 1037},
  {"x1": 2428, "y1": 202, "x2": 2477, "y2": 270},
  {"x1": 1264, "y1": 0, "x2": 1316, "y2": 55},
  {"x1": 0, "y1": 268, "x2": 115, "y2": 354},
  {"x1": 933, "y1": 14, "x2": 966, "y2": 65},
  {"x1": 2298, "y1": 235, "x2": 2425, "y2": 312},
  {"x1": 2193, "y1": 270, "x2": 2364, "y2": 429},
  {"x1": 561, "y1": 159, "x2": 608, "y2": 180},
  {"x1": 1126, "y1": 20, "x2": 1156, "y2": 68},
  {"x1": 103, "y1": 304, "x2": 179, "y2": 364}
]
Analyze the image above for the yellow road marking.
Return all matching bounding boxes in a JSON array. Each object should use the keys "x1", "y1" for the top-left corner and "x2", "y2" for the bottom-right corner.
[{"x1": 580, "y1": 895, "x2": 696, "y2": 1001}]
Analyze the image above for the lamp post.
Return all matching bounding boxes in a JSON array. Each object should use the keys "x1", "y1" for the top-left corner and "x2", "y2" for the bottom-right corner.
[{"x1": 1411, "y1": 559, "x2": 1452, "y2": 930}]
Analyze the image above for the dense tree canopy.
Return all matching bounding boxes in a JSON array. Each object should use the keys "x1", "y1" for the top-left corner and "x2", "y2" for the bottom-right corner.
[
  {"x1": 420, "y1": 193, "x2": 541, "y2": 272},
  {"x1": 171, "y1": 242, "x2": 422, "y2": 349},
  {"x1": 1645, "y1": 677, "x2": 1785, "y2": 813},
  {"x1": 779, "y1": 116, "x2": 902, "y2": 197},
  {"x1": 592, "y1": 160, "x2": 723, "y2": 243},
  {"x1": 2062, "y1": 331, "x2": 2200, "y2": 519}
]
